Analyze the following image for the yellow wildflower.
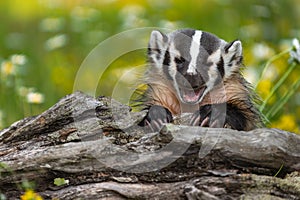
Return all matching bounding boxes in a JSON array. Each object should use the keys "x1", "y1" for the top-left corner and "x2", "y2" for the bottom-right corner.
[
  {"x1": 272, "y1": 114, "x2": 299, "y2": 133},
  {"x1": 1, "y1": 61, "x2": 16, "y2": 76},
  {"x1": 20, "y1": 189, "x2": 43, "y2": 200},
  {"x1": 256, "y1": 79, "x2": 272, "y2": 98},
  {"x1": 26, "y1": 92, "x2": 45, "y2": 104}
]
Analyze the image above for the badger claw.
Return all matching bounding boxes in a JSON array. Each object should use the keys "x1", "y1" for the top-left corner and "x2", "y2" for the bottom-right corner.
[
  {"x1": 190, "y1": 104, "x2": 226, "y2": 128},
  {"x1": 143, "y1": 105, "x2": 173, "y2": 132}
]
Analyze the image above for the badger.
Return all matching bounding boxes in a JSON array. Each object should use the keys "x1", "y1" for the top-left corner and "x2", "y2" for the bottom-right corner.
[{"x1": 134, "y1": 29, "x2": 264, "y2": 132}]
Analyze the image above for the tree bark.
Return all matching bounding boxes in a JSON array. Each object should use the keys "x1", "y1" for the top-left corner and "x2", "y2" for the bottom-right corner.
[{"x1": 0, "y1": 91, "x2": 299, "y2": 199}]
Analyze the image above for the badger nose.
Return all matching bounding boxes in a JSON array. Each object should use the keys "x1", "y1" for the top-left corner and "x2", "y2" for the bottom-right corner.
[{"x1": 184, "y1": 74, "x2": 202, "y2": 89}]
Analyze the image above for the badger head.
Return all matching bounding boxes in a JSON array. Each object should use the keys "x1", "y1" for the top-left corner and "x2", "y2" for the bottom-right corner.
[{"x1": 147, "y1": 29, "x2": 243, "y2": 104}]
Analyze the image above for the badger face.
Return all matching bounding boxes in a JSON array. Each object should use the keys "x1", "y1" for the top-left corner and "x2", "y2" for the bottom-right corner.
[{"x1": 148, "y1": 29, "x2": 243, "y2": 104}]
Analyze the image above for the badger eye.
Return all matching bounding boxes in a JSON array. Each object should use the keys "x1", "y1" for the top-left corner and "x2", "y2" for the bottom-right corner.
[{"x1": 175, "y1": 56, "x2": 185, "y2": 65}]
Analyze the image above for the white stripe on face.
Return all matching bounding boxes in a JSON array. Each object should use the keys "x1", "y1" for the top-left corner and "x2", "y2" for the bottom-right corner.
[
  {"x1": 168, "y1": 42, "x2": 181, "y2": 78},
  {"x1": 187, "y1": 30, "x2": 202, "y2": 75}
]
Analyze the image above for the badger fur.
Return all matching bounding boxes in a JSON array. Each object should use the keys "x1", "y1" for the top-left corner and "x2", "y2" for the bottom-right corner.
[{"x1": 135, "y1": 29, "x2": 264, "y2": 131}]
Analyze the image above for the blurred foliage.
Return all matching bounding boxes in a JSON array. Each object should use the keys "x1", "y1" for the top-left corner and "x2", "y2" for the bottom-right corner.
[{"x1": 0, "y1": 0, "x2": 299, "y2": 133}]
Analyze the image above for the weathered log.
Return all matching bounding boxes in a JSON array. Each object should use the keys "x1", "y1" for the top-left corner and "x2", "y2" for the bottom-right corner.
[{"x1": 0, "y1": 91, "x2": 299, "y2": 199}]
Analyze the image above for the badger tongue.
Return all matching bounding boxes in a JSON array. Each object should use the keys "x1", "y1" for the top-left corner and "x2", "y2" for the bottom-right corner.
[{"x1": 182, "y1": 87, "x2": 206, "y2": 103}]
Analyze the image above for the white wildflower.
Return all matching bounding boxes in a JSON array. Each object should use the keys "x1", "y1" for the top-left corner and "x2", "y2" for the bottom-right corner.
[
  {"x1": 45, "y1": 34, "x2": 68, "y2": 51},
  {"x1": 40, "y1": 17, "x2": 65, "y2": 32},
  {"x1": 11, "y1": 54, "x2": 27, "y2": 65},
  {"x1": 252, "y1": 43, "x2": 274, "y2": 60},
  {"x1": 26, "y1": 92, "x2": 45, "y2": 104},
  {"x1": 290, "y1": 38, "x2": 300, "y2": 63}
]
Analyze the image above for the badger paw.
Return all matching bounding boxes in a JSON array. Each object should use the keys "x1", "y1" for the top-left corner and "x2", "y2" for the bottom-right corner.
[
  {"x1": 190, "y1": 104, "x2": 226, "y2": 128},
  {"x1": 143, "y1": 105, "x2": 173, "y2": 132}
]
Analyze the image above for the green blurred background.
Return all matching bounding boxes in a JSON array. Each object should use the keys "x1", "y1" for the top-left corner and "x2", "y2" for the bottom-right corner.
[{"x1": 0, "y1": 0, "x2": 299, "y2": 133}]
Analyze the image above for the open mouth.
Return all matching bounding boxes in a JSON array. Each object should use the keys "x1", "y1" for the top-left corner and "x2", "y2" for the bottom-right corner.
[{"x1": 180, "y1": 86, "x2": 207, "y2": 104}]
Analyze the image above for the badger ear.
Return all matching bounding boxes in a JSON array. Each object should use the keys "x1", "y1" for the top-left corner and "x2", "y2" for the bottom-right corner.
[
  {"x1": 222, "y1": 40, "x2": 243, "y2": 78},
  {"x1": 225, "y1": 40, "x2": 243, "y2": 57},
  {"x1": 149, "y1": 30, "x2": 168, "y2": 50},
  {"x1": 224, "y1": 40, "x2": 243, "y2": 63},
  {"x1": 148, "y1": 30, "x2": 168, "y2": 66}
]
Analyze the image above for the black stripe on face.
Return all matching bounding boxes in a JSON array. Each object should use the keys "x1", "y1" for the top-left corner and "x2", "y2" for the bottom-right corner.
[
  {"x1": 200, "y1": 32, "x2": 220, "y2": 55},
  {"x1": 163, "y1": 50, "x2": 170, "y2": 66},
  {"x1": 162, "y1": 50, "x2": 173, "y2": 80},
  {"x1": 216, "y1": 56, "x2": 225, "y2": 78}
]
